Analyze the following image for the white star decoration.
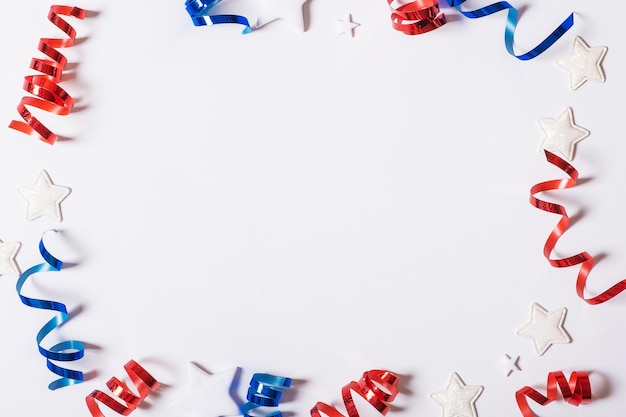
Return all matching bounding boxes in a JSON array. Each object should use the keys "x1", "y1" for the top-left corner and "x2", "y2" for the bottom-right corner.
[
  {"x1": 499, "y1": 354, "x2": 520, "y2": 377},
  {"x1": 336, "y1": 14, "x2": 360, "y2": 37},
  {"x1": 18, "y1": 170, "x2": 71, "y2": 222},
  {"x1": 556, "y1": 36, "x2": 608, "y2": 90},
  {"x1": 0, "y1": 240, "x2": 21, "y2": 277},
  {"x1": 517, "y1": 303, "x2": 571, "y2": 356},
  {"x1": 431, "y1": 372, "x2": 483, "y2": 417},
  {"x1": 256, "y1": 0, "x2": 310, "y2": 31},
  {"x1": 168, "y1": 363, "x2": 240, "y2": 417},
  {"x1": 538, "y1": 107, "x2": 589, "y2": 161}
]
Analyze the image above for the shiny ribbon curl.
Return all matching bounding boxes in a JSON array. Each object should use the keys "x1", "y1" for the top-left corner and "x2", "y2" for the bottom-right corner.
[
  {"x1": 8, "y1": 6, "x2": 86, "y2": 145},
  {"x1": 86, "y1": 360, "x2": 160, "y2": 417},
  {"x1": 311, "y1": 370, "x2": 399, "y2": 417},
  {"x1": 530, "y1": 150, "x2": 626, "y2": 304},
  {"x1": 185, "y1": 0, "x2": 252, "y2": 34},
  {"x1": 387, "y1": 0, "x2": 447, "y2": 35},
  {"x1": 16, "y1": 230, "x2": 85, "y2": 390},
  {"x1": 516, "y1": 371, "x2": 591, "y2": 417},
  {"x1": 240, "y1": 373, "x2": 292, "y2": 417},
  {"x1": 446, "y1": 0, "x2": 573, "y2": 60}
]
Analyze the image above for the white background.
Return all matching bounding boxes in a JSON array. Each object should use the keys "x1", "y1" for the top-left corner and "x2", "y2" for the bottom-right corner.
[{"x1": 1, "y1": 0, "x2": 625, "y2": 416}]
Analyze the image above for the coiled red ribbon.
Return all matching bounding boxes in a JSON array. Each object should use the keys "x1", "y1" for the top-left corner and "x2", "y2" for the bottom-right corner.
[
  {"x1": 310, "y1": 370, "x2": 399, "y2": 417},
  {"x1": 8, "y1": 5, "x2": 86, "y2": 145},
  {"x1": 530, "y1": 150, "x2": 626, "y2": 305},
  {"x1": 516, "y1": 371, "x2": 591, "y2": 417},
  {"x1": 387, "y1": 0, "x2": 447, "y2": 35},
  {"x1": 85, "y1": 360, "x2": 160, "y2": 417}
]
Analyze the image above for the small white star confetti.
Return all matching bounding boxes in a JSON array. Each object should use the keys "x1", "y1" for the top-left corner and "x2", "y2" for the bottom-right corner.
[
  {"x1": 256, "y1": 0, "x2": 309, "y2": 31},
  {"x1": 556, "y1": 36, "x2": 608, "y2": 90},
  {"x1": 538, "y1": 107, "x2": 589, "y2": 161},
  {"x1": 168, "y1": 363, "x2": 240, "y2": 417},
  {"x1": 431, "y1": 372, "x2": 483, "y2": 417},
  {"x1": 517, "y1": 303, "x2": 571, "y2": 356},
  {"x1": 499, "y1": 354, "x2": 520, "y2": 377},
  {"x1": 0, "y1": 240, "x2": 21, "y2": 277},
  {"x1": 18, "y1": 170, "x2": 71, "y2": 222},
  {"x1": 336, "y1": 14, "x2": 360, "y2": 37}
]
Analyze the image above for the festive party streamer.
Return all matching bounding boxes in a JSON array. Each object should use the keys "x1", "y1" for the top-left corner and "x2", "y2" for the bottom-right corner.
[
  {"x1": 15, "y1": 230, "x2": 85, "y2": 390},
  {"x1": 530, "y1": 150, "x2": 626, "y2": 304},
  {"x1": 240, "y1": 373, "x2": 291, "y2": 417},
  {"x1": 446, "y1": 0, "x2": 573, "y2": 60},
  {"x1": 516, "y1": 371, "x2": 591, "y2": 417},
  {"x1": 311, "y1": 370, "x2": 399, "y2": 417},
  {"x1": 86, "y1": 360, "x2": 160, "y2": 417},
  {"x1": 185, "y1": 0, "x2": 252, "y2": 34},
  {"x1": 8, "y1": 6, "x2": 86, "y2": 145},
  {"x1": 387, "y1": 0, "x2": 447, "y2": 35}
]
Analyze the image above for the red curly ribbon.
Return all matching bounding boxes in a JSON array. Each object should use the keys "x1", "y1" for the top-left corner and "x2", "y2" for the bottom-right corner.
[
  {"x1": 387, "y1": 0, "x2": 447, "y2": 35},
  {"x1": 86, "y1": 360, "x2": 160, "y2": 417},
  {"x1": 311, "y1": 370, "x2": 399, "y2": 417},
  {"x1": 530, "y1": 150, "x2": 626, "y2": 305},
  {"x1": 8, "y1": 5, "x2": 86, "y2": 145},
  {"x1": 516, "y1": 371, "x2": 591, "y2": 417}
]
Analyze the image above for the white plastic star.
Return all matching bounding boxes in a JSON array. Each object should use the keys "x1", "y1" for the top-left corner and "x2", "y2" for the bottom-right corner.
[
  {"x1": 517, "y1": 303, "x2": 571, "y2": 356},
  {"x1": 256, "y1": 0, "x2": 309, "y2": 31},
  {"x1": 0, "y1": 240, "x2": 21, "y2": 277},
  {"x1": 556, "y1": 36, "x2": 608, "y2": 90},
  {"x1": 538, "y1": 107, "x2": 589, "y2": 161},
  {"x1": 336, "y1": 14, "x2": 360, "y2": 37},
  {"x1": 499, "y1": 354, "x2": 520, "y2": 377},
  {"x1": 18, "y1": 170, "x2": 71, "y2": 222},
  {"x1": 168, "y1": 363, "x2": 240, "y2": 417},
  {"x1": 431, "y1": 372, "x2": 483, "y2": 417}
]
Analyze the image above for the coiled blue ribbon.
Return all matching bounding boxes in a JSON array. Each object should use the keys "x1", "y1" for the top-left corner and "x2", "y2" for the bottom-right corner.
[
  {"x1": 240, "y1": 373, "x2": 291, "y2": 417},
  {"x1": 446, "y1": 0, "x2": 574, "y2": 60},
  {"x1": 185, "y1": 0, "x2": 252, "y2": 34},
  {"x1": 16, "y1": 230, "x2": 85, "y2": 390}
]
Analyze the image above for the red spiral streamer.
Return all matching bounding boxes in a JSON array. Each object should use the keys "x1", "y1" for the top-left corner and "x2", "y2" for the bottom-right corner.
[
  {"x1": 387, "y1": 0, "x2": 447, "y2": 35},
  {"x1": 85, "y1": 360, "x2": 160, "y2": 417},
  {"x1": 516, "y1": 371, "x2": 591, "y2": 417},
  {"x1": 8, "y1": 5, "x2": 86, "y2": 145},
  {"x1": 530, "y1": 150, "x2": 626, "y2": 305},
  {"x1": 311, "y1": 370, "x2": 399, "y2": 417}
]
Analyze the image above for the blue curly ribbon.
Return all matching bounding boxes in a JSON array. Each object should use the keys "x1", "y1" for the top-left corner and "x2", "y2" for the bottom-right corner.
[
  {"x1": 446, "y1": 0, "x2": 574, "y2": 60},
  {"x1": 240, "y1": 373, "x2": 291, "y2": 417},
  {"x1": 185, "y1": 0, "x2": 252, "y2": 34},
  {"x1": 16, "y1": 230, "x2": 85, "y2": 390}
]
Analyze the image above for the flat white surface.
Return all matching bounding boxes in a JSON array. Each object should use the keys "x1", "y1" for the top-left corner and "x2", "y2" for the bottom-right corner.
[{"x1": 0, "y1": 1, "x2": 624, "y2": 416}]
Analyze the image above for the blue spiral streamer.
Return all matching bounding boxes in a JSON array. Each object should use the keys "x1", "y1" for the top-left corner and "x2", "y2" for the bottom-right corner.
[
  {"x1": 185, "y1": 0, "x2": 252, "y2": 34},
  {"x1": 240, "y1": 373, "x2": 291, "y2": 417},
  {"x1": 445, "y1": 0, "x2": 574, "y2": 60},
  {"x1": 16, "y1": 230, "x2": 85, "y2": 390}
]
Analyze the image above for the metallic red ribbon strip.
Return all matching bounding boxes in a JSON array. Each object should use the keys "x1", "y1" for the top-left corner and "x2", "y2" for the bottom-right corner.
[
  {"x1": 8, "y1": 5, "x2": 86, "y2": 145},
  {"x1": 85, "y1": 360, "x2": 160, "y2": 417},
  {"x1": 311, "y1": 370, "x2": 399, "y2": 417},
  {"x1": 387, "y1": 0, "x2": 447, "y2": 35},
  {"x1": 516, "y1": 371, "x2": 591, "y2": 417},
  {"x1": 530, "y1": 150, "x2": 626, "y2": 305}
]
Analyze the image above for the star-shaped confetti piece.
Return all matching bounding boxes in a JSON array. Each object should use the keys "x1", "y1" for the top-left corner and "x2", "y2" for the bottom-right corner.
[
  {"x1": 0, "y1": 240, "x2": 21, "y2": 277},
  {"x1": 431, "y1": 372, "x2": 483, "y2": 417},
  {"x1": 517, "y1": 303, "x2": 571, "y2": 356},
  {"x1": 538, "y1": 107, "x2": 589, "y2": 161},
  {"x1": 556, "y1": 36, "x2": 608, "y2": 90},
  {"x1": 18, "y1": 170, "x2": 71, "y2": 222},
  {"x1": 336, "y1": 14, "x2": 360, "y2": 37},
  {"x1": 256, "y1": 0, "x2": 309, "y2": 31},
  {"x1": 168, "y1": 363, "x2": 240, "y2": 417},
  {"x1": 499, "y1": 354, "x2": 520, "y2": 377}
]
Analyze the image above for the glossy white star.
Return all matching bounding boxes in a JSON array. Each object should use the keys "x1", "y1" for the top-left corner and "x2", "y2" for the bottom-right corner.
[
  {"x1": 256, "y1": 0, "x2": 309, "y2": 31},
  {"x1": 538, "y1": 107, "x2": 589, "y2": 161},
  {"x1": 431, "y1": 372, "x2": 483, "y2": 417},
  {"x1": 499, "y1": 354, "x2": 520, "y2": 377},
  {"x1": 168, "y1": 363, "x2": 240, "y2": 417},
  {"x1": 18, "y1": 170, "x2": 71, "y2": 222},
  {"x1": 556, "y1": 36, "x2": 608, "y2": 90},
  {"x1": 517, "y1": 303, "x2": 571, "y2": 356},
  {"x1": 336, "y1": 14, "x2": 360, "y2": 37},
  {"x1": 0, "y1": 240, "x2": 21, "y2": 277}
]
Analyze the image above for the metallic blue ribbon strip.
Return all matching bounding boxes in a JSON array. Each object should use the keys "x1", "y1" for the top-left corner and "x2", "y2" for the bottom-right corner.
[
  {"x1": 185, "y1": 0, "x2": 252, "y2": 34},
  {"x1": 16, "y1": 230, "x2": 85, "y2": 390},
  {"x1": 446, "y1": 0, "x2": 574, "y2": 60},
  {"x1": 240, "y1": 373, "x2": 291, "y2": 417}
]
